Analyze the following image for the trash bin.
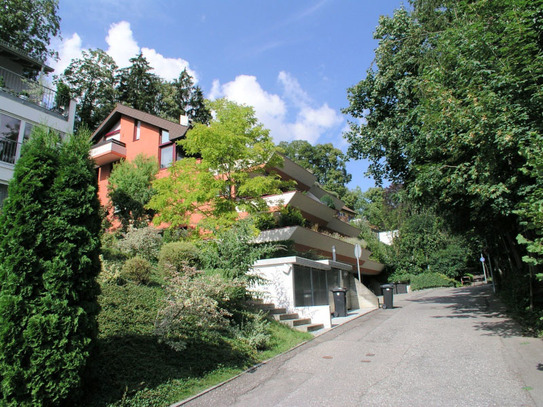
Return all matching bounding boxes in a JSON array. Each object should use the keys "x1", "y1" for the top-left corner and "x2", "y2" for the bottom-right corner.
[
  {"x1": 331, "y1": 287, "x2": 348, "y2": 317},
  {"x1": 380, "y1": 284, "x2": 394, "y2": 309}
]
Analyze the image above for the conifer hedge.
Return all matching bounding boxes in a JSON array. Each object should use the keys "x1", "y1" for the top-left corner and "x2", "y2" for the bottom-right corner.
[{"x1": 0, "y1": 127, "x2": 101, "y2": 406}]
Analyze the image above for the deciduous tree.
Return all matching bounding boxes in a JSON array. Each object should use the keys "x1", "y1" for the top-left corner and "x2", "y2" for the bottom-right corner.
[{"x1": 148, "y1": 98, "x2": 283, "y2": 231}]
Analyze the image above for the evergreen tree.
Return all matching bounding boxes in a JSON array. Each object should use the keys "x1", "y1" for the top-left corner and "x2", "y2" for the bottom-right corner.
[
  {"x1": 117, "y1": 53, "x2": 162, "y2": 114},
  {"x1": 0, "y1": 127, "x2": 101, "y2": 405}
]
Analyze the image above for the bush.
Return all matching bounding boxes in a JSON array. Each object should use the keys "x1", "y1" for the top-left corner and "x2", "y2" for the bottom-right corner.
[
  {"x1": 230, "y1": 312, "x2": 271, "y2": 351},
  {"x1": 122, "y1": 256, "x2": 153, "y2": 284},
  {"x1": 410, "y1": 273, "x2": 459, "y2": 291},
  {"x1": 117, "y1": 226, "x2": 163, "y2": 262},
  {"x1": 278, "y1": 205, "x2": 306, "y2": 228},
  {"x1": 253, "y1": 212, "x2": 277, "y2": 231},
  {"x1": 154, "y1": 267, "x2": 244, "y2": 351},
  {"x1": 158, "y1": 241, "x2": 200, "y2": 276}
]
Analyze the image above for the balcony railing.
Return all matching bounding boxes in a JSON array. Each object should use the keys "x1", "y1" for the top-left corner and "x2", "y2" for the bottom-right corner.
[
  {"x1": 0, "y1": 66, "x2": 70, "y2": 117},
  {"x1": 0, "y1": 137, "x2": 18, "y2": 165}
]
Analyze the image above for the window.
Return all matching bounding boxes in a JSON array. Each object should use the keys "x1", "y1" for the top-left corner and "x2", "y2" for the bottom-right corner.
[
  {"x1": 293, "y1": 265, "x2": 331, "y2": 307},
  {"x1": 160, "y1": 144, "x2": 174, "y2": 169},
  {"x1": 134, "y1": 120, "x2": 141, "y2": 140},
  {"x1": 161, "y1": 129, "x2": 170, "y2": 144}
]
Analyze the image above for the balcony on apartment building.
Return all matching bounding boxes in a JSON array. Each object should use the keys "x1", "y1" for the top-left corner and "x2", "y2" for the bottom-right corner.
[
  {"x1": 89, "y1": 138, "x2": 127, "y2": 166},
  {"x1": 0, "y1": 66, "x2": 71, "y2": 118}
]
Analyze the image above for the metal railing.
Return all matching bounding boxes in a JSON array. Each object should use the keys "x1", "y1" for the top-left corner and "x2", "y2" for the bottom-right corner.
[
  {"x1": 0, "y1": 66, "x2": 70, "y2": 117},
  {"x1": 0, "y1": 137, "x2": 18, "y2": 164}
]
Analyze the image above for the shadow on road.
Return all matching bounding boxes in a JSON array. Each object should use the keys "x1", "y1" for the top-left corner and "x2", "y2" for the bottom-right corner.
[{"x1": 406, "y1": 285, "x2": 525, "y2": 338}]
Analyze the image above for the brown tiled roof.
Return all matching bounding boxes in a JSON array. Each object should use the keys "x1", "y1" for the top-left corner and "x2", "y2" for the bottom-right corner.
[{"x1": 91, "y1": 104, "x2": 189, "y2": 143}]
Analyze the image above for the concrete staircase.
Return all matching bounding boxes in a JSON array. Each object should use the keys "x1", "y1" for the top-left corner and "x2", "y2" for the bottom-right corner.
[{"x1": 250, "y1": 300, "x2": 324, "y2": 333}]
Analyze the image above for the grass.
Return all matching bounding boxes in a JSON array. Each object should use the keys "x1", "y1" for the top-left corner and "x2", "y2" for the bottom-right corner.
[{"x1": 81, "y1": 279, "x2": 312, "y2": 406}]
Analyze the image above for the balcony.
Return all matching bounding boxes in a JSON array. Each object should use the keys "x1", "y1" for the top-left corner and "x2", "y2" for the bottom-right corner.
[
  {"x1": 0, "y1": 137, "x2": 18, "y2": 165},
  {"x1": 0, "y1": 66, "x2": 70, "y2": 117},
  {"x1": 90, "y1": 139, "x2": 127, "y2": 166}
]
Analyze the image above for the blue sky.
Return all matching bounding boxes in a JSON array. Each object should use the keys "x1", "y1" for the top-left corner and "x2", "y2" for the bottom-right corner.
[{"x1": 51, "y1": 0, "x2": 405, "y2": 192}]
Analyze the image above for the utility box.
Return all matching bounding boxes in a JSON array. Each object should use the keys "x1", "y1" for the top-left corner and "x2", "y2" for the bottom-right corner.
[
  {"x1": 331, "y1": 287, "x2": 348, "y2": 317},
  {"x1": 380, "y1": 284, "x2": 394, "y2": 309}
]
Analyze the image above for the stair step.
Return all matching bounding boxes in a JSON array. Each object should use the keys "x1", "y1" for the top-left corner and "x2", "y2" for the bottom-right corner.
[
  {"x1": 296, "y1": 323, "x2": 325, "y2": 333},
  {"x1": 282, "y1": 318, "x2": 312, "y2": 327},
  {"x1": 266, "y1": 307, "x2": 287, "y2": 314},
  {"x1": 274, "y1": 313, "x2": 299, "y2": 321},
  {"x1": 252, "y1": 303, "x2": 276, "y2": 310}
]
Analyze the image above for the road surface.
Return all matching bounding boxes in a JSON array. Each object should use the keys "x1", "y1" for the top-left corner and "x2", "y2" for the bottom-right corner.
[{"x1": 178, "y1": 285, "x2": 543, "y2": 407}]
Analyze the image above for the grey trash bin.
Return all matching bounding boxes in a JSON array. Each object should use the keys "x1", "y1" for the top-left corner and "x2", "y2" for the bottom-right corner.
[
  {"x1": 331, "y1": 287, "x2": 348, "y2": 317},
  {"x1": 380, "y1": 284, "x2": 394, "y2": 309}
]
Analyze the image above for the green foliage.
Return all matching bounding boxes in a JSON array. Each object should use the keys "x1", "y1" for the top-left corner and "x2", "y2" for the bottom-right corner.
[
  {"x1": 122, "y1": 257, "x2": 153, "y2": 285},
  {"x1": 0, "y1": 127, "x2": 101, "y2": 405},
  {"x1": 277, "y1": 205, "x2": 306, "y2": 228},
  {"x1": 197, "y1": 220, "x2": 279, "y2": 280},
  {"x1": 253, "y1": 212, "x2": 277, "y2": 231},
  {"x1": 158, "y1": 241, "x2": 200, "y2": 275},
  {"x1": 319, "y1": 194, "x2": 336, "y2": 209},
  {"x1": 117, "y1": 226, "x2": 163, "y2": 262},
  {"x1": 230, "y1": 312, "x2": 271, "y2": 351},
  {"x1": 0, "y1": 0, "x2": 61, "y2": 61},
  {"x1": 278, "y1": 140, "x2": 352, "y2": 199},
  {"x1": 410, "y1": 273, "x2": 460, "y2": 291},
  {"x1": 148, "y1": 99, "x2": 283, "y2": 231},
  {"x1": 392, "y1": 211, "x2": 472, "y2": 278},
  {"x1": 108, "y1": 154, "x2": 158, "y2": 230},
  {"x1": 154, "y1": 267, "x2": 240, "y2": 352},
  {"x1": 58, "y1": 49, "x2": 119, "y2": 129},
  {"x1": 343, "y1": 0, "x2": 543, "y2": 311},
  {"x1": 117, "y1": 53, "x2": 162, "y2": 115},
  {"x1": 161, "y1": 69, "x2": 212, "y2": 125}
]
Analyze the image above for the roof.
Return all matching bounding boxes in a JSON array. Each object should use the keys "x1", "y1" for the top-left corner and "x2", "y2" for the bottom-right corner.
[
  {"x1": 91, "y1": 104, "x2": 190, "y2": 143},
  {"x1": 0, "y1": 40, "x2": 54, "y2": 73}
]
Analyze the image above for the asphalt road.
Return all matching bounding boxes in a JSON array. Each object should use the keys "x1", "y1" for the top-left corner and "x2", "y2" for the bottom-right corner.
[{"x1": 178, "y1": 285, "x2": 543, "y2": 407}]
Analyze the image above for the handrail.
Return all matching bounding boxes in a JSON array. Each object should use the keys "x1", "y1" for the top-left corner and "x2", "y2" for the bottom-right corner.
[
  {"x1": 0, "y1": 137, "x2": 19, "y2": 165},
  {"x1": 0, "y1": 66, "x2": 70, "y2": 117}
]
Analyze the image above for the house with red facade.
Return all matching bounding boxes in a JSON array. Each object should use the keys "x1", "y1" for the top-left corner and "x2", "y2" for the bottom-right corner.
[{"x1": 90, "y1": 104, "x2": 383, "y2": 330}]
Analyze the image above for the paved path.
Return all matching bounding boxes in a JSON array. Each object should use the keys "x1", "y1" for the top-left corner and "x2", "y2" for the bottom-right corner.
[{"x1": 179, "y1": 285, "x2": 543, "y2": 406}]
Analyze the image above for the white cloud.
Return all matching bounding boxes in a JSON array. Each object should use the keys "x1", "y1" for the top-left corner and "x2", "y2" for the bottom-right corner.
[
  {"x1": 49, "y1": 20, "x2": 195, "y2": 82},
  {"x1": 49, "y1": 33, "x2": 83, "y2": 76},
  {"x1": 105, "y1": 21, "x2": 139, "y2": 68},
  {"x1": 210, "y1": 72, "x2": 343, "y2": 144},
  {"x1": 105, "y1": 21, "x2": 195, "y2": 81}
]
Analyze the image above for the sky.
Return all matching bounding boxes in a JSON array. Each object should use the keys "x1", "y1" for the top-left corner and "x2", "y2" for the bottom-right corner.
[{"x1": 50, "y1": 0, "x2": 405, "y2": 192}]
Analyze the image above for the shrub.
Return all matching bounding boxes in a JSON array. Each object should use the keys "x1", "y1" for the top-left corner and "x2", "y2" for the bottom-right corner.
[
  {"x1": 122, "y1": 256, "x2": 153, "y2": 284},
  {"x1": 198, "y1": 220, "x2": 279, "y2": 281},
  {"x1": 230, "y1": 312, "x2": 271, "y2": 351},
  {"x1": 155, "y1": 267, "x2": 242, "y2": 351},
  {"x1": 253, "y1": 212, "x2": 277, "y2": 231},
  {"x1": 117, "y1": 226, "x2": 163, "y2": 262},
  {"x1": 278, "y1": 205, "x2": 306, "y2": 228},
  {"x1": 158, "y1": 241, "x2": 200, "y2": 275},
  {"x1": 410, "y1": 273, "x2": 459, "y2": 291}
]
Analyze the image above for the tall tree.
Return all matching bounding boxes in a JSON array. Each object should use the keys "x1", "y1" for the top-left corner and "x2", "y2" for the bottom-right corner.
[
  {"x1": 278, "y1": 140, "x2": 352, "y2": 199},
  {"x1": 0, "y1": 0, "x2": 61, "y2": 62},
  {"x1": 161, "y1": 70, "x2": 212, "y2": 125},
  {"x1": 343, "y1": 0, "x2": 543, "y2": 306},
  {"x1": 117, "y1": 53, "x2": 162, "y2": 114},
  {"x1": 0, "y1": 127, "x2": 101, "y2": 405},
  {"x1": 57, "y1": 49, "x2": 119, "y2": 129},
  {"x1": 148, "y1": 98, "x2": 283, "y2": 231}
]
